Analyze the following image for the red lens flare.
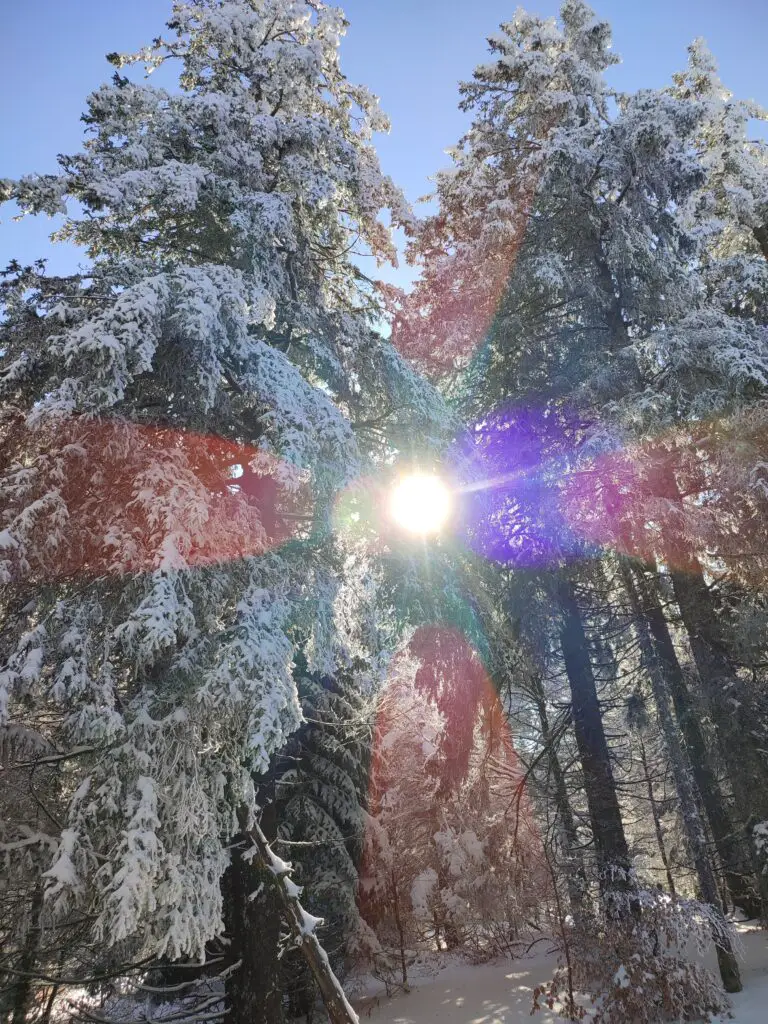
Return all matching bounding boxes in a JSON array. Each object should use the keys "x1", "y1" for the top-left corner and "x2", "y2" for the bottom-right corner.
[
  {"x1": 560, "y1": 424, "x2": 768, "y2": 586},
  {"x1": 0, "y1": 416, "x2": 313, "y2": 582},
  {"x1": 359, "y1": 626, "x2": 549, "y2": 953},
  {"x1": 390, "y1": 157, "x2": 546, "y2": 376}
]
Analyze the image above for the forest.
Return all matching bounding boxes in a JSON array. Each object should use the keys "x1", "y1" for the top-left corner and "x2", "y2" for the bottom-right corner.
[{"x1": 1, "y1": 1, "x2": 767, "y2": 1022}]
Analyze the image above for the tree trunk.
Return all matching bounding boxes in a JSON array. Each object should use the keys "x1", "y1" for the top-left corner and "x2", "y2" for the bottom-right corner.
[
  {"x1": 390, "y1": 870, "x2": 410, "y2": 991},
  {"x1": 636, "y1": 735, "x2": 676, "y2": 897},
  {"x1": 556, "y1": 574, "x2": 633, "y2": 896},
  {"x1": 531, "y1": 675, "x2": 587, "y2": 914},
  {"x1": 245, "y1": 816, "x2": 360, "y2": 1024},
  {"x1": 622, "y1": 564, "x2": 742, "y2": 992},
  {"x1": 669, "y1": 561, "x2": 768, "y2": 820},
  {"x1": 653, "y1": 461, "x2": 768, "y2": 849},
  {"x1": 224, "y1": 803, "x2": 285, "y2": 1024},
  {"x1": 753, "y1": 222, "x2": 768, "y2": 262},
  {"x1": 8, "y1": 886, "x2": 43, "y2": 1024},
  {"x1": 39, "y1": 952, "x2": 64, "y2": 1024},
  {"x1": 669, "y1": 562, "x2": 768, "y2": 918},
  {"x1": 631, "y1": 564, "x2": 763, "y2": 919}
]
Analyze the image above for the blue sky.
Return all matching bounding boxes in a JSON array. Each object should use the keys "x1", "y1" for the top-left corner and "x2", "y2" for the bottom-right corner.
[{"x1": 2, "y1": 0, "x2": 766, "y2": 284}]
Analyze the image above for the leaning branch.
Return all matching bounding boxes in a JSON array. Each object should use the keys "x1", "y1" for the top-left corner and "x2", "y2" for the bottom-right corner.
[{"x1": 244, "y1": 816, "x2": 359, "y2": 1024}]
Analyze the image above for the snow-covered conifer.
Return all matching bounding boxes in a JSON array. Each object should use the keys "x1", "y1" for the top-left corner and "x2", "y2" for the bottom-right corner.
[
  {"x1": 398, "y1": 0, "x2": 758, "y2": 999},
  {"x1": 0, "y1": 1, "x2": 446, "y2": 1013}
]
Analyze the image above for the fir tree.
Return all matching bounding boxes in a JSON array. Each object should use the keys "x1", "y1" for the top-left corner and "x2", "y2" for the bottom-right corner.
[
  {"x1": 396, "y1": 0, "x2": 753, "y2": 1001},
  {"x1": 0, "y1": 2, "x2": 446, "y2": 1019}
]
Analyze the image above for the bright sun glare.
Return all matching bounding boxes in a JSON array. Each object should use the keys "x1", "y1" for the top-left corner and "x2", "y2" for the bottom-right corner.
[{"x1": 388, "y1": 473, "x2": 452, "y2": 536}]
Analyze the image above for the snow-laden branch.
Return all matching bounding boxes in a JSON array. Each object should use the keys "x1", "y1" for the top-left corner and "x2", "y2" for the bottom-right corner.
[{"x1": 246, "y1": 817, "x2": 359, "y2": 1024}]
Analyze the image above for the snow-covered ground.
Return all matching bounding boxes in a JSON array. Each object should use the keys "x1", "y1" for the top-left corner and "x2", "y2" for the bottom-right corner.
[
  {"x1": 357, "y1": 926, "x2": 768, "y2": 1024},
  {"x1": 710, "y1": 926, "x2": 768, "y2": 1024}
]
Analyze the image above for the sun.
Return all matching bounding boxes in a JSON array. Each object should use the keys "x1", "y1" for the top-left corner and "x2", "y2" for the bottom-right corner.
[{"x1": 388, "y1": 473, "x2": 452, "y2": 536}]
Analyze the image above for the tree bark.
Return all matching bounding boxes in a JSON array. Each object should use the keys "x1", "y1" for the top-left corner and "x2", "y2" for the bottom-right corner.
[
  {"x1": 651, "y1": 460, "x2": 768, "y2": 841},
  {"x1": 245, "y1": 815, "x2": 360, "y2": 1024},
  {"x1": 224, "y1": 803, "x2": 285, "y2": 1024},
  {"x1": 531, "y1": 675, "x2": 587, "y2": 914},
  {"x1": 556, "y1": 574, "x2": 633, "y2": 896},
  {"x1": 632, "y1": 564, "x2": 763, "y2": 918},
  {"x1": 622, "y1": 564, "x2": 742, "y2": 992},
  {"x1": 669, "y1": 561, "x2": 768, "y2": 919},
  {"x1": 635, "y1": 734, "x2": 676, "y2": 897},
  {"x1": 8, "y1": 886, "x2": 43, "y2": 1024},
  {"x1": 669, "y1": 562, "x2": 768, "y2": 819},
  {"x1": 752, "y1": 222, "x2": 768, "y2": 262}
]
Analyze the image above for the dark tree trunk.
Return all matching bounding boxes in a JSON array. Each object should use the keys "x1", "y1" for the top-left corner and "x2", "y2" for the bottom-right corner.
[
  {"x1": 8, "y1": 886, "x2": 43, "y2": 1024},
  {"x1": 669, "y1": 562, "x2": 768, "y2": 918},
  {"x1": 633, "y1": 565, "x2": 763, "y2": 918},
  {"x1": 652, "y1": 461, "x2": 768, "y2": 845},
  {"x1": 556, "y1": 574, "x2": 633, "y2": 895},
  {"x1": 531, "y1": 675, "x2": 587, "y2": 914},
  {"x1": 244, "y1": 819, "x2": 359, "y2": 1024},
  {"x1": 753, "y1": 222, "x2": 768, "y2": 262},
  {"x1": 224, "y1": 803, "x2": 285, "y2": 1024},
  {"x1": 622, "y1": 564, "x2": 742, "y2": 992},
  {"x1": 669, "y1": 563, "x2": 768, "y2": 818}
]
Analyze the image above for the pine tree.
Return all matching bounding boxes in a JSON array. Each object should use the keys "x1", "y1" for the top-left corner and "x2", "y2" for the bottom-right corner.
[
  {"x1": 621, "y1": 567, "x2": 742, "y2": 990},
  {"x1": 397, "y1": 0, "x2": 642, "y2": 895},
  {"x1": 0, "y1": 2, "x2": 445, "y2": 1019},
  {"x1": 671, "y1": 39, "x2": 768, "y2": 267},
  {"x1": 395, "y1": 0, "x2": 754, "y2": 1003},
  {"x1": 274, "y1": 668, "x2": 372, "y2": 1010}
]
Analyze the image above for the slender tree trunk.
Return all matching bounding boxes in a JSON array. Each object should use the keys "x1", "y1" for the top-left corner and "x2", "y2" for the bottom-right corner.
[
  {"x1": 635, "y1": 735, "x2": 676, "y2": 897},
  {"x1": 631, "y1": 564, "x2": 763, "y2": 918},
  {"x1": 556, "y1": 574, "x2": 633, "y2": 897},
  {"x1": 39, "y1": 952, "x2": 64, "y2": 1024},
  {"x1": 390, "y1": 870, "x2": 409, "y2": 991},
  {"x1": 9, "y1": 886, "x2": 44, "y2": 1024},
  {"x1": 40, "y1": 981, "x2": 59, "y2": 1024},
  {"x1": 531, "y1": 676, "x2": 587, "y2": 914},
  {"x1": 540, "y1": 833, "x2": 581, "y2": 1021},
  {"x1": 622, "y1": 564, "x2": 742, "y2": 992},
  {"x1": 245, "y1": 816, "x2": 360, "y2": 1024}
]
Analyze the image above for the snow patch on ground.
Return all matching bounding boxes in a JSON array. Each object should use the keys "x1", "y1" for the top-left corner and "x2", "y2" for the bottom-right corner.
[
  {"x1": 710, "y1": 926, "x2": 768, "y2": 1024},
  {"x1": 356, "y1": 925, "x2": 768, "y2": 1024}
]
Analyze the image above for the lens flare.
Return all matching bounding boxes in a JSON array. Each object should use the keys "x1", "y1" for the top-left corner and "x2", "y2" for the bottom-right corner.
[
  {"x1": 388, "y1": 473, "x2": 452, "y2": 536},
  {"x1": 359, "y1": 625, "x2": 549, "y2": 945},
  {"x1": 0, "y1": 416, "x2": 313, "y2": 581}
]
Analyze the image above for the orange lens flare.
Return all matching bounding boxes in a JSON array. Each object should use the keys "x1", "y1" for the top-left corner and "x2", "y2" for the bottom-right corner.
[
  {"x1": 390, "y1": 164, "x2": 545, "y2": 376},
  {"x1": 559, "y1": 424, "x2": 768, "y2": 585},
  {"x1": 0, "y1": 416, "x2": 313, "y2": 581}
]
